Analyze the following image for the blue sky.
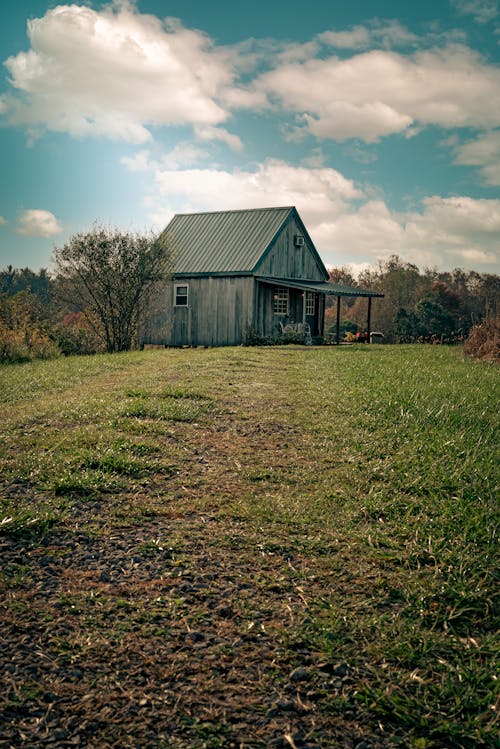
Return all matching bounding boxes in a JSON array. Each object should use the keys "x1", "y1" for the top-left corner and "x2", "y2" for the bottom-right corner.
[{"x1": 0, "y1": 0, "x2": 499, "y2": 274}]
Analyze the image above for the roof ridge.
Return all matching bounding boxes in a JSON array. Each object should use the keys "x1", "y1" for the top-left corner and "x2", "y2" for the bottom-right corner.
[{"x1": 172, "y1": 206, "x2": 294, "y2": 218}]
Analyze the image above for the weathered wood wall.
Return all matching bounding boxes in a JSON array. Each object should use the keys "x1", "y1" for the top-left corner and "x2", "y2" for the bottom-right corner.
[
  {"x1": 256, "y1": 216, "x2": 326, "y2": 280},
  {"x1": 253, "y1": 284, "x2": 322, "y2": 339},
  {"x1": 141, "y1": 276, "x2": 254, "y2": 346},
  {"x1": 140, "y1": 214, "x2": 328, "y2": 346}
]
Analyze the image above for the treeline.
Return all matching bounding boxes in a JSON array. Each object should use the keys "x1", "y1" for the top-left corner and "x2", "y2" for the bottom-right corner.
[
  {"x1": 1, "y1": 249, "x2": 498, "y2": 364},
  {"x1": 326, "y1": 255, "x2": 499, "y2": 345},
  {"x1": 0, "y1": 267, "x2": 103, "y2": 363},
  {"x1": 0, "y1": 226, "x2": 173, "y2": 364}
]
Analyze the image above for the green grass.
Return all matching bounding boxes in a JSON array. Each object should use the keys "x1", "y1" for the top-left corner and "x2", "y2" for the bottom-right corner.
[{"x1": 0, "y1": 344, "x2": 498, "y2": 747}]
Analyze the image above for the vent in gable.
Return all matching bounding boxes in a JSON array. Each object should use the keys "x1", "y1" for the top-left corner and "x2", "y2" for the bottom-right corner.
[{"x1": 294, "y1": 235, "x2": 304, "y2": 247}]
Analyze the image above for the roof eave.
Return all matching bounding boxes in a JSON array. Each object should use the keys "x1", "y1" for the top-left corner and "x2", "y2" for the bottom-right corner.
[{"x1": 255, "y1": 275, "x2": 384, "y2": 298}]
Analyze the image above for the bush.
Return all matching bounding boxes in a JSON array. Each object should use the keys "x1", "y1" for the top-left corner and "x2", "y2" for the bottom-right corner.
[
  {"x1": 463, "y1": 316, "x2": 499, "y2": 362},
  {"x1": 0, "y1": 324, "x2": 60, "y2": 363},
  {"x1": 51, "y1": 311, "x2": 105, "y2": 356},
  {"x1": 0, "y1": 292, "x2": 60, "y2": 364}
]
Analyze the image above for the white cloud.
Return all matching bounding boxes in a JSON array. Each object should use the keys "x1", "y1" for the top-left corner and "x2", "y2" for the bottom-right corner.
[
  {"x1": 304, "y1": 101, "x2": 413, "y2": 142},
  {"x1": 318, "y1": 20, "x2": 418, "y2": 50},
  {"x1": 121, "y1": 141, "x2": 213, "y2": 173},
  {"x1": 160, "y1": 142, "x2": 210, "y2": 169},
  {"x1": 2, "y1": 3, "x2": 238, "y2": 143},
  {"x1": 120, "y1": 149, "x2": 153, "y2": 172},
  {"x1": 324, "y1": 196, "x2": 500, "y2": 268},
  {"x1": 252, "y1": 45, "x2": 500, "y2": 142},
  {"x1": 3, "y1": 5, "x2": 499, "y2": 152},
  {"x1": 453, "y1": 130, "x2": 500, "y2": 185},
  {"x1": 0, "y1": 216, "x2": 7, "y2": 226},
  {"x1": 194, "y1": 125, "x2": 243, "y2": 151},
  {"x1": 317, "y1": 26, "x2": 371, "y2": 50},
  {"x1": 16, "y1": 209, "x2": 63, "y2": 237},
  {"x1": 123, "y1": 155, "x2": 362, "y2": 228},
  {"x1": 451, "y1": 0, "x2": 498, "y2": 24},
  {"x1": 123, "y1": 154, "x2": 499, "y2": 270},
  {"x1": 165, "y1": 159, "x2": 359, "y2": 224}
]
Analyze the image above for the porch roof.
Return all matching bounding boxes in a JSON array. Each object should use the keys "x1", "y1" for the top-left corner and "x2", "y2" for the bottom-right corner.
[{"x1": 255, "y1": 275, "x2": 384, "y2": 298}]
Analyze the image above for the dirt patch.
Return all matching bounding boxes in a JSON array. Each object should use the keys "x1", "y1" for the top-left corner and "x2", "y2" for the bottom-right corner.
[
  {"x1": 0, "y1": 512, "x2": 378, "y2": 749},
  {"x1": 0, "y1": 370, "x2": 381, "y2": 749}
]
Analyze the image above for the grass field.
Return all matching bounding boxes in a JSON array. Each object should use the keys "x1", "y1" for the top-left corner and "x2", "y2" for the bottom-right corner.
[{"x1": 0, "y1": 345, "x2": 498, "y2": 748}]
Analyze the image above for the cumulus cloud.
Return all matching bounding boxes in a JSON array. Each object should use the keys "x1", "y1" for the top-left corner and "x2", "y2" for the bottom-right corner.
[
  {"x1": 318, "y1": 20, "x2": 418, "y2": 50},
  {"x1": 194, "y1": 125, "x2": 243, "y2": 151},
  {"x1": 127, "y1": 157, "x2": 363, "y2": 229},
  {"x1": 121, "y1": 142, "x2": 210, "y2": 172},
  {"x1": 122, "y1": 155, "x2": 499, "y2": 270},
  {"x1": 252, "y1": 45, "x2": 500, "y2": 142},
  {"x1": 16, "y1": 209, "x2": 63, "y2": 237},
  {"x1": 0, "y1": 216, "x2": 7, "y2": 225},
  {"x1": 2, "y1": 2, "x2": 238, "y2": 143},
  {"x1": 3, "y1": 4, "x2": 499, "y2": 152},
  {"x1": 325, "y1": 196, "x2": 500, "y2": 268},
  {"x1": 451, "y1": 0, "x2": 498, "y2": 24},
  {"x1": 453, "y1": 130, "x2": 500, "y2": 185},
  {"x1": 4, "y1": 4, "x2": 498, "y2": 150}
]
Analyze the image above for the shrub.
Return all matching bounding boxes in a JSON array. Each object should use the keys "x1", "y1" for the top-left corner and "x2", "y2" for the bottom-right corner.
[
  {"x1": 51, "y1": 311, "x2": 105, "y2": 356},
  {"x1": 0, "y1": 292, "x2": 60, "y2": 364},
  {"x1": 463, "y1": 316, "x2": 499, "y2": 362}
]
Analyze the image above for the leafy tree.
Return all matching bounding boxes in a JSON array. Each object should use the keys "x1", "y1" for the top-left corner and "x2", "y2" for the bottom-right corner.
[
  {"x1": 325, "y1": 267, "x2": 362, "y2": 332},
  {"x1": 327, "y1": 267, "x2": 359, "y2": 309},
  {"x1": 53, "y1": 226, "x2": 174, "y2": 353},
  {"x1": 414, "y1": 296, "x2": 456, "y2": 337},
  {"x1": 0, "y1": 266, "x2": 52, "y2": 305},
  {"x1": 51, "y1": 311, "x2": 105, "y2": 356},
  {"x1": 436, "y1": 269, "x2": 499, "y2": 333},
  {"x1": 395, "y1": 308, "x2": 420, "y2": 340},
  {"x1": 0, "y1": 290, "x2": 59, "y2": 363},
  {"x1": 358, "y1": 256, "x2": 427, "y2": 341},
  {"x1": 341, "y1": 258, "x2": 498, "y2": 342}
]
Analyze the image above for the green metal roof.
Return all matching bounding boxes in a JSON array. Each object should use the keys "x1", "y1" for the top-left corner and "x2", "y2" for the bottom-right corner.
[
  {"x1": 256, "y1": 276, "x2": 384, "y2": 298},
  {"x1": 162, "y1": 206, "x2": 299, "y2": 274},
  {"x1": 161, "y1": 207, "x2": 382, "y2": 298}
]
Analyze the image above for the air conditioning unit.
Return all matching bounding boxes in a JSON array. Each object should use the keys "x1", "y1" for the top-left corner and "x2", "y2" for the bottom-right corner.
[{"x1": 294, "y1": 235, "x2": 304, "y2": 247}]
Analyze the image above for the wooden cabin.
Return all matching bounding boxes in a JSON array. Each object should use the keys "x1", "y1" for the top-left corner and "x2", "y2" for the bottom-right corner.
[{"x1": 141, "y1": 206, "x2": 382, "y2": 347}]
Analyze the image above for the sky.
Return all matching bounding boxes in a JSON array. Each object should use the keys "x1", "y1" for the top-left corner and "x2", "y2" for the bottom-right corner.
[{"x1": 0, "y1": 0, "x2": 499, "y2": 275}]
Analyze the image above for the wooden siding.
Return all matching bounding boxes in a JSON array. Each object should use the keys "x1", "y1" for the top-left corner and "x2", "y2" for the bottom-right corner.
[
  {"x1": 142, "y1": 276, "x2": 255, "y2": 347},
  {"x1": 255, "y1": 216, "x2": 326, "y2": 280},
  {"x1": 253, "y1": 283, "x2": 320, "y2": 339},
  {"x1": 141, "y1": 209, "x2": 331, "y2": 347}
]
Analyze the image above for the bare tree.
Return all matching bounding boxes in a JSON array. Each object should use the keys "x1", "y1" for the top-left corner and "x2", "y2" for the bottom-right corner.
[{"x1": 53, "y1": 226, "x2": 173, "y2": 353}]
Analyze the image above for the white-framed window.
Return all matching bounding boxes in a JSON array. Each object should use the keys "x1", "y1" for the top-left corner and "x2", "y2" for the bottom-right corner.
[
  {"x1": 273, "y1": 287, "x2": 289, "y2": 315},
  {"x1": 305, "y1": 291, "x2": 315, "y2": 316},
  {"x1": 174, "y1": 283, "x2": 189, "y2": 307}
]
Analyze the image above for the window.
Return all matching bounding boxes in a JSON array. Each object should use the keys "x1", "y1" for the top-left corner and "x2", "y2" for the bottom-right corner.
[
  {"x1": 305, "y1": 291, "x2": 315, "y2": 316},
  {"x1": 273, "y1": 287, "x2": 289, "y2": 315},
  {"x1": 174, "y1": 284, "x2": 189, "y2": 306}
]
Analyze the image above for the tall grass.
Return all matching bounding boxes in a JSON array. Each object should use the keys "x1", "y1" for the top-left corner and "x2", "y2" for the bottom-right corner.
[{"x1": 0, "y1": 344, "x2": 498, "y2": 746}]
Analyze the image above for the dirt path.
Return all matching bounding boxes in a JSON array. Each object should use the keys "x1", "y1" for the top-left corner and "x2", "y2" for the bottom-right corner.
[{"x1": 1, "y1": 352, "x2": 381, "y2": 748}]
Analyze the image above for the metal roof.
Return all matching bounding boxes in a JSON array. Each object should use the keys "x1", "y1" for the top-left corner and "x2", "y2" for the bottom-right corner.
[
  {"x1": 256, "y1": 276, "x2": 384, "y2": 298},
  {"x1": 162, "y1": 206, "x2": 295, "y2": 274}
]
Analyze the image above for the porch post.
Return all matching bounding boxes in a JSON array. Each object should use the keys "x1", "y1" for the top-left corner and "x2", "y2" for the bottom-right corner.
[
  {"x1": 336, "y1": 296, "x2": 341, "y2": 345},
  {"x1": 367, "y1": 297, "x2": 372, "y2": 343}
]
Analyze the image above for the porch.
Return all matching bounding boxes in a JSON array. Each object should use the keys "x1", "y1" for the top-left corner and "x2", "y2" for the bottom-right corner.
[{"x1": 256, "y1": 275, "x2": 384, "y2": 344}]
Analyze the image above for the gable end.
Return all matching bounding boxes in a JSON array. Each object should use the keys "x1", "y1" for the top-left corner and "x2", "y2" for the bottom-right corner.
[{"x1": 253, "y1": 207, "x2": 329, "y2": 281}]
